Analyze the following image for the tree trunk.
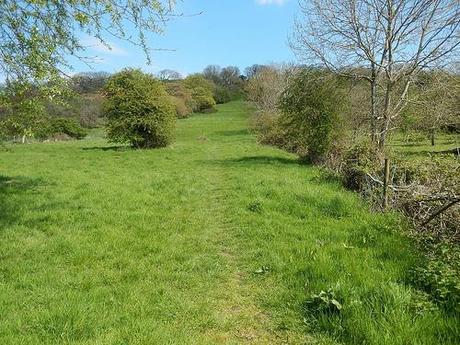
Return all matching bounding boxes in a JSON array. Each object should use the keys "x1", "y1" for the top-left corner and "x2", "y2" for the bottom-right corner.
[
  {"x1": 379, "y1": 81, "x2": 392, "y2": 151},
  {"x1": 370, "y1": 67, "x2": 378, "y2": 143},
  {"x1": 430, "y1": 129, "x2": 435, "y2": 146},
  {"x1": 383, "y1": 158, "x2": 390, "y2": 210},
  {"x1": 379, "y1": 0, "x2": 394, "y2": 152}
]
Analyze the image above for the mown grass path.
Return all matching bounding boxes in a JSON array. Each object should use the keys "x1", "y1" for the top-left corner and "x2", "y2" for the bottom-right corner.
[{"x1": 1, "y1": 102, "x2": 458, "y2": 344}]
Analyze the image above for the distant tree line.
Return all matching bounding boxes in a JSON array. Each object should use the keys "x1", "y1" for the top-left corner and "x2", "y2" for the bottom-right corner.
[{"x1": 0, "y1": 64, "x2": 256, "y2": 144}]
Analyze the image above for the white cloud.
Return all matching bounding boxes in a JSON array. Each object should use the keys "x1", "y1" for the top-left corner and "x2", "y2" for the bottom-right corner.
[
  {"x1": 81, "y1": 36, "x2": 128, "y2": 56},
  {"x1": 255, "y1": 0, "x2": 287, "y2": 5}
]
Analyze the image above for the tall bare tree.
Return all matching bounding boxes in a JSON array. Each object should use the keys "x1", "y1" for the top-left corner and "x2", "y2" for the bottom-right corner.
[
  {"x1": 202, "y1": 65, "x2": 222, "y2": 85},
  {"x1": 157, "y1": 69, "x2": 183, "y2": 81},
  {"x1": 291, "y1": 0, "x2": 460, "y2": 151}
]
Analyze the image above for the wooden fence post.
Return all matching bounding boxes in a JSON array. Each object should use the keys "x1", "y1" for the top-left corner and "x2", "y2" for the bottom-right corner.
[{"x1": 383, "y1": 158, "x2": 390, "y2": 210}]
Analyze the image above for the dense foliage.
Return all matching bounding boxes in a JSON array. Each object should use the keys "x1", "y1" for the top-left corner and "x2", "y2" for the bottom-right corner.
[
  {"x1": 0, "y1": 85, "x2": 46, "y2": 143},
  {"x1": 183, "y1": 75, "x2": 217, "y2": 113},
  {"x1": 202, "y1": 65, "x2": 244, "y2": 103},
  {"x1": 164, "y1": 82, "x2": 194, "y2": 118},
  {"x1": 413, "y1": 240, "x2": 460, "y2": 313},
  {"x1": 40, "y1": 118, "x2": 87, "y2": 140},
  {"x1": 0, "y1": 0, "x2": 175, "y2": 83},
  {"x1": 103, "y1": 69, "x2": 175, "y2": 148},
  {"x1": 0, "y1": 81, "x2": 87, "y2": 142},
  {"x1": 279, "y1": 71, "x2": 346, "y2": 162}
]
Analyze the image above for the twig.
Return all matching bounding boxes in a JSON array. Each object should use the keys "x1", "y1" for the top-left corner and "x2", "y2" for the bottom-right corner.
[
  {"x1": 422, "y1": 198, "x2": 460, "y2": 226},
  {"x1": 365, "y1": 172, "x2": 412, "y2": 192}
]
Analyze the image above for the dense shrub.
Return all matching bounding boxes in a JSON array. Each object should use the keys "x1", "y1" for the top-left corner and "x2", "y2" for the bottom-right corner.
[
  {"x1": 45, "y1": 93, "x2": 104, "y2": 128},
  {"x1": 0, "y1": 84, "x2": 48, "y2": 143},
  {"x1": 279, "y1": 70, "x2": 346, "y2": 162},
  {"x1": 164, "y1": 82, "x2": 193, "y2": 118},
  {"x1": 341, "y1": 139, "x2": 381, "y2": 192},
  {"x1": 413, "y1": 240, "x2": 460, "y2": 313},
  {"x1": 103, "y1": 69, "x2": 175, "y2": 148},
  {"x1": 202, "y1": 65, "x2": 245, "y2": 104},
  {"x1": 214, "y1": 86, "x2": 232, "y2": 104},
  {"x1": 250, "y1": 111, "x2": 286, "y2": 149},
  {"x1": 183, "y1": 74, "x2": 216, "y2": 112},
  {"x1": 41, "y1": 118, "x2": 87, "y2": 140},
  {"x1": 246, "y1": 66, "x2": 290, "y2": 114},
  {"x1": 192, "y1": 88, "x2": 217, "y2": 113},
  {"x1": 1, "y1": 114, "x2": 87, "y2": 141},
  {"x1": 170, "y1": 96, "x2": 191, "y2": 119},
  {"x1": 246, "y1": 65, "x2": 295, "y2": 150}
]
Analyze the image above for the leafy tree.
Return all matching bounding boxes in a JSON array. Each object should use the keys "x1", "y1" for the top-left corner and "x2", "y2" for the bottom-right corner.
[
  {"x1": 103, "y1": 69, "x2": 175, "y2": 148},
  {"x1": 220, "y1": 66, "x2": 244, "y2": 100},
  {"x1": 1, "y1": 80, "x2": 88, "y2": 142},
  {"x1": 0, "y1": 0, "x2": 176, "y2": 83},
  {"x1": 279, "y1": 70, "x2": 346, "y2": 162},
  {"x1": 0, "y1": 81, "x2": 47, "y2": 143},
  {"x1": 183, "y1": 74, "x2": 216, "y2": 112}
]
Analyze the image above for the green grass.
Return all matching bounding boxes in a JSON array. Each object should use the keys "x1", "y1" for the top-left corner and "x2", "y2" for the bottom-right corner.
[
  {"x1": 390, "y1": 132, "x2": 459, "y2": 159},
  {"x1": 1, "y1": 101, "x2": 459, "y2": 344}
]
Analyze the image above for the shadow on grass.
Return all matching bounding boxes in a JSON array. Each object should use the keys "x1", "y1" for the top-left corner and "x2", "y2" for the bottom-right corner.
[
  {"x1": 82, "y1": 146, "x2": 130, "y2": 152},
  {"x1": 207, "y1": 155, "x2": 303, "y2": 167},
  {"x1": 399, "y1": 149, "x2": 459, "y2": 158},
  {"x1": 390, "y1": 142, "x2": 427, "y2": 147},
  {"x1": 214, "y1": 129, "x2": 250, "y2": 137},
  {"x1": 0, "y1": 176, "x2": 44, "y2": 230}
]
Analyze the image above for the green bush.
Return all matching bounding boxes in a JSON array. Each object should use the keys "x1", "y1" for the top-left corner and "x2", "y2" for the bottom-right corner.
[
  {"x1": 44, "y1": 117, "x2": 87, "y2": 139},
  {"x1": 0, "y1": 83, "x2": 47, "y2": 142},
  {"x1": 164, "y1": 82, "x2": 193, "y2": 118},
  {"x1": 103, "y1": 69, "x2": 175, "y2": 148},
  {"x1": 250, "y1": 111, "x2": 285, "y2": 147},
  {"x1": 170, "y1": 96, "x2": 191, "y2": 119},
  {"x1": 1, "y1": 115, "x2": 87, "y2": 141},
  {"x1": 341, "y1": 139, "x2": 381, "y2": 191},
  {"x1": 413, "y1": 240, "x2": 460, "y2": 313},
  {"x1": 183, "y1": 74, "x2": 216, "y2": 112},
  {"x1": 214, "y1": 86, "x2": 232, "y2": 104},
  {"x1": 279, "y1": 70, "x2": 346, "y2": 162}
]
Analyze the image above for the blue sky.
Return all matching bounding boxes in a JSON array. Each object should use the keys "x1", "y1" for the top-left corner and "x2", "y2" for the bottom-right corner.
[{"x1": 72, "y1": 0, "x2": 299, "y2": 76}]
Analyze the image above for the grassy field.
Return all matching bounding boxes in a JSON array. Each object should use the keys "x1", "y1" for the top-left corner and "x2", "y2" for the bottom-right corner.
[
  {"x1": 1, "y1": 101, "x2": 458, "y2": 344},
  {"x1": 390, "y1": 132, "x2": 459, "y2": 159}
]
